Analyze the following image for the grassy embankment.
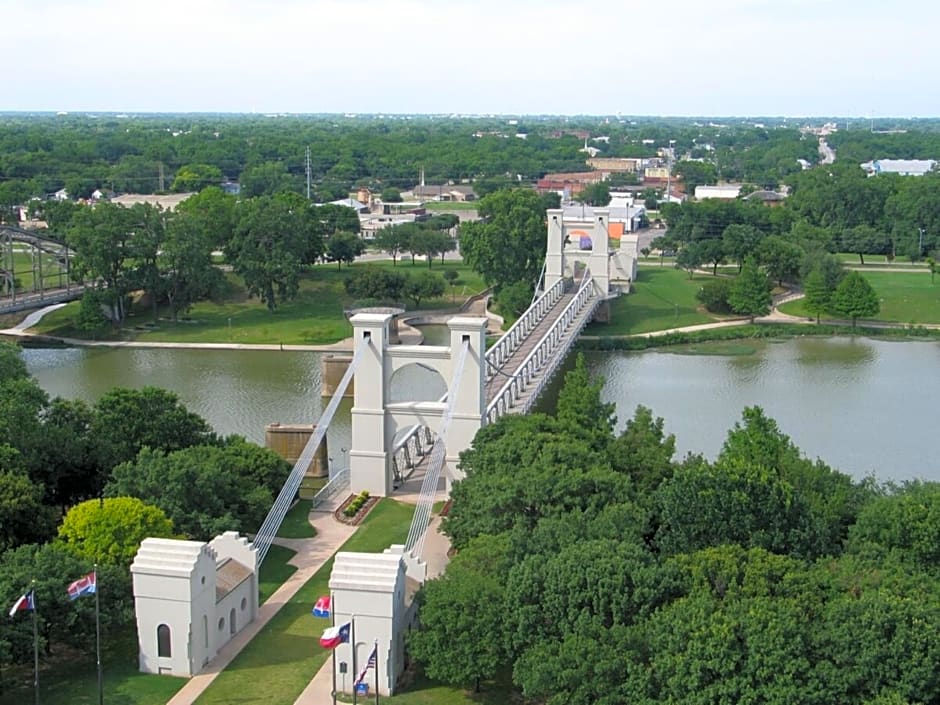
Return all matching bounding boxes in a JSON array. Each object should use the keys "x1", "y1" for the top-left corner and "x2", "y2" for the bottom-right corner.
[
  {"x1": 28, "y1": 260, "x2": 486, "y2": 346},
  {"x1": 584, "y1": 265, "x2": 718, "y2": 337},
  {"x1": 780, "y1": 270, "x2": 940, "y2": 325}
]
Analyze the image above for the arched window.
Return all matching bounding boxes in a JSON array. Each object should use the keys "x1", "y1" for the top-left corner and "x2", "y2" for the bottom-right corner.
[
  {"x1": 157, "y1": 624, "x2": 172, "y2": 658},
  {"x1": 229, "y1": 608, "x2": 236, "y2": 635}
]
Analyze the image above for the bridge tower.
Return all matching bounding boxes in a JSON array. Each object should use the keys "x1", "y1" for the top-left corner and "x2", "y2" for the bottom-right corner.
[
  {"x1": 348, "y1": 312, "x2": 487, "y2": 497},
  {"x1": 545, "y1": 208, "x2": 611, "y2": 295}
]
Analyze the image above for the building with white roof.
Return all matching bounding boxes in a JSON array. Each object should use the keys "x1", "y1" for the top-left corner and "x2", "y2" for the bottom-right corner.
[{"x1": 860, "y1": 159, "x2": 937, "y2": 176}]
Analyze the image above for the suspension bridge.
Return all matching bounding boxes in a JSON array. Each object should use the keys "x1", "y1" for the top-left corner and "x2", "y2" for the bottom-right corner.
[{"x1": 252, "y1": 208, "x2": 632, "y2": 561}]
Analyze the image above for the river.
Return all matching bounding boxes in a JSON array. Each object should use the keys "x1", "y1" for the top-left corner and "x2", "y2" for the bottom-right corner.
[{"x1": 20, "y1": 335, "x2": 940, "y2": 484}]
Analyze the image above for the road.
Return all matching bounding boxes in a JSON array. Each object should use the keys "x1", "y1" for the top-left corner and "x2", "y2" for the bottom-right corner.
[{"x1": 818, "y1": 137, "x2": 836, "y2": 165}]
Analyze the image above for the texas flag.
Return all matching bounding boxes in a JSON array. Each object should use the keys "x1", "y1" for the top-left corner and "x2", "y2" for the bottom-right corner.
[
  {"x1": 319, "y1": 622, "x2": 350, "y2": 649},
  {"x1": 312, "y1": 595, "x2": 331, "y2": 619},
  {"x1": 67, "y1": 572, "x2": 97, "y2": 601},
  {"x1": 8, "y1": 590, "x2": 35, "y2": 617}
]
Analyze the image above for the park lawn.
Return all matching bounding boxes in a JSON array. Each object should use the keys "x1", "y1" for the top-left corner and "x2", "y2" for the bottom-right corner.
[
  {"x1": 585, "y1": 266, "x2": 716, "y2": 336},
  {"x1": 780, "y1": 271, "x2": 940, "y2": 324},
  {"x1": 277, "y1": 500, "x2": 317, "y2": 539},
  {"x1": 29, "y1": 260, "x2": 486, "y2": 345},
  {"x1": 259, "y1": 544, "x2": 300, "y2": 604},
  {"x1": 835, "y1": 252, "x2": 929, "y2": 267},
  {"x1": 194, "y1": 499, "x2": 414, "y2": 705},
  {"x1": 0, "y1": 631, "x2": 185, "y2": 705},
  {"x1": 422, "y1": 201, "x2": 478, "y2": 212},
  {"x1": 372, "y1": 671, "x2": 518, "y2": 705}
]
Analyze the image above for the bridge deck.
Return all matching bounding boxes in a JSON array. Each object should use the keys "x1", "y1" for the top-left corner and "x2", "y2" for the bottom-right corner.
[{"x1": 484, "y1": 291, "x2": 576, "y2": 406}]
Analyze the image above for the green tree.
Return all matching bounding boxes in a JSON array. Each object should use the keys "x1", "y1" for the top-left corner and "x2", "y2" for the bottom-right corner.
[
  {"x1": 375, "y1": 224, "x2": 411, "y2": 265},
  {"x1": 407, "y1": 534, "x2": 510, "y2": 692},
  {"x1": 403, "y1": 271, "x2": 445, "y2": 308},
  {"x1": 106, "y1": 440, "x2": 289, "y2": 540},
  {"x1": 495, "y1": 279, "x2": 532, "y2": 316},
  {"x1": 696, "y1": 277, "x2": 733, "y2": 313},
  {"x1": 58, "y1": 497, "x2": 175, "y2": 567},
  {"x1": 379, "y1": 187, "x2": 401, "y2": 202},
  {"x1": 325, "y1": 231, "x2": 365, "y2": 270},
  {"x1": 344, "y1": 266, "x2": 407, "y2": 303},
  {"x1": 36, "y1": 397, "x2": 100, "y2": 508},
  {"x1": 555, "y1": 354, "x2": 616, "y2": 449},
  {"x1": 91, "y1": 386, "x2": 216, "y2": 472},
  {"x1": 802, "y1": 267, "x2": 831, "y2": 323},
  {"x1": 407, "y1": 228, "x2": 452, "y2": 268},
  {"x1": 174, "y1": 186, "x2": 236, "y2": 250},
  {"x1": 576, "y1": 181, "x2": 611, "y2": 206},
  {"x1": 170, "y1": 163, "x2": 223, "y2": 192},
  {"x1": 228, "y1": 195, "x2": 307, "y2": 311},
  {"x1": 1, "y1": 543, "x2": 134, "y2": 665},
  {"x1": 443, "y1": 269, "x2": 460, "y2": 302},
  {"x1": 831, "y1": 270, "x2": 880, "y2": 328},
  {"x1": 0, "y1": 460, "x2": 56, "y2": 551},
  {"x1": 610, "y1": 405, "x2": 676, "y2": 495},
  {"x1": 75, "y1": 289, "x2": 109, "y2": 334},
  {"x1": 728, "y1": 258, "x2": 772, "y2": 321},
  {"x1": 160, "y1": 207, "x2": 223, "y2": 320},
  {"x1": 698, "y1": 238, "x2": 726, "y2": 275},
  {"x1": 757, "y1": 235, "x2": 803, "y2": 286},
  {"x1": 68, "y1": 201, "x2": 138, "y2": 321},
  {"x1": 459, "y1": 188, "x2": 547, "y2": 290},
  {"x1": 676, "y1": 243, "x2": 703, "y2": 278},
  {"x1": 674, "y1": 160, "x2": 717, "y2": 193},
  {"x1": 239, "y1": 161, "x2": 296, "y2": 197},
  {"x1": 722, "y1": 223, "x2": 764, "y2": 271}
]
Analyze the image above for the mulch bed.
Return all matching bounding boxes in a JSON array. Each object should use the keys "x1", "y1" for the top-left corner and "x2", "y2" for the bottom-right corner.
[
  {"x1": 439, "y1": 499, "x2": 453, "y2": 517},
  {"x1": 334, "y1": 494, "x2": 381, "y2": 526}
]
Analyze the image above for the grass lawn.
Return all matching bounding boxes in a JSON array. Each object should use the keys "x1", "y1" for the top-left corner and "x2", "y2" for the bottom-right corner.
[
  {"x1": 0, "y1": 632, "x2": 185, "y2": 705},
  {"x1": 422, "y1": 202, "x2": 478, "y2": 212},
  {"x1": 780, "y1": 271, "x2": 940, "y2": 324},
  {"x1": 585, "y1": 266, "x2": 717, "y2": 336},
  {"x1": 835, "y1": 252, "x2": 927, "y2": 267},
  {"x1": 259, "y1": 544, "x2": 299, "y2": 604},
  {"x1": 376, "y1": 672, "x2": 519, "y2": 705},
  {"x1": 194, "y1": 499, "x2": 415, "y2": 705},
  {"x1": 29, "y1": 260, "x2": 486, "y2": 346},
  {"x1": 277, "y1": 500, "x2": 317, "y2": 539}
]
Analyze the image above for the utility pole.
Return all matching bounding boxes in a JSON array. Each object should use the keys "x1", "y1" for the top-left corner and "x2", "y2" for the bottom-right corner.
[
  {"x1": 158, "y1": 162, "x2": 165, "y2": 192},
  {"x1": 306, "y1": 146, "x2": 312, "y2": 200}
]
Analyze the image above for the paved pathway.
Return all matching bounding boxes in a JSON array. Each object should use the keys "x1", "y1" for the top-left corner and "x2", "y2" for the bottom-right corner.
[{"x1": 165, "y1": 498, "x2": 355, "y2": 705}]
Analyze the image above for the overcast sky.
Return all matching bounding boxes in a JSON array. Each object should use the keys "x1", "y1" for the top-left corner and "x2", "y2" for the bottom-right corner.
[{"x1": 6, "y1": 0, "x2": 938, "y2": 116}]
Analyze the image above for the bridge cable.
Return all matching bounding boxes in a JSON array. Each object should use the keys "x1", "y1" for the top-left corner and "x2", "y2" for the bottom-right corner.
[
  {"x1": 404, "y1": 338, "x2": 470, "y2": 557},
  {"x1": 253, "y1": 339, "x2": 369, "y2": 567}
]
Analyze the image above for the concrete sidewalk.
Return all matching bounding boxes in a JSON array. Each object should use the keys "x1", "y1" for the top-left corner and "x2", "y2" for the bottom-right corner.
[{"x1": 165, "y1": 499, "x2": 356, "y2": 705}]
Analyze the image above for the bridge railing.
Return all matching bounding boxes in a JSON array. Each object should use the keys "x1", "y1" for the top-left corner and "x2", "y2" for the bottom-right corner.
[
  {"x1": 391, "y1": 423, "x2": 436, "y2": 483},
  {"x1": 310, "y1": 467, "x2": 350, "y2": 509},
  {"x1": 485, "y1": 269, "x2": 599, "y2": 423},
  {"x1": 484, "y1": 276, "x2": 566, "y2": 379}
]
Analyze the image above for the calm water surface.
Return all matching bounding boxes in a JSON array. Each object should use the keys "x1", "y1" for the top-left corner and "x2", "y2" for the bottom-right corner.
[
  {"x1": 22, "y1": 336, "x2": 940, "y2": 484},
  {"x1": 577, "y1": 337, "x2": 940, "y2": 483}
]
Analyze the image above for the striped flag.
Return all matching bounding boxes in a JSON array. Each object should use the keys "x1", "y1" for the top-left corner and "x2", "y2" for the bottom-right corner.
[{"x1": 355, "y1": 644, "x2": 378, "y2": 686}]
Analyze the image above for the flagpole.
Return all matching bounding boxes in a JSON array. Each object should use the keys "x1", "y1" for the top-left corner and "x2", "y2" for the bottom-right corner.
[
  {"x1": 330, "y1": 592, "x2": 336, "y2": 705},
  {"x1": 94, "y1": 566, "x2": 102, "y2": 705},
  {"x1": 351, "y1": 615, "x2": 357, "y2": 705},
  {"x1": 374, "y1": 639, "x2": 379, "y2": 705},
  {"x1": 31, "y1": 584, "x2": 38, "y2": 705}
]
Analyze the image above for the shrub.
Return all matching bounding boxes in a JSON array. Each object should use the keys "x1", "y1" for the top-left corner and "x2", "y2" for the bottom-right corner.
[{"x1": 696, "y1": 277, "x2": 734, "y2": 314}]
